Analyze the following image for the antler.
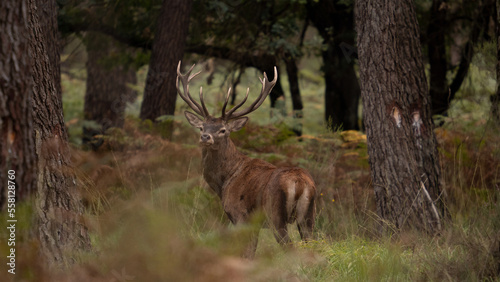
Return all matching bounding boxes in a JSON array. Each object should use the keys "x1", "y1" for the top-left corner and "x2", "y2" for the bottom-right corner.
[
  {"x1": 222, "y1": 66, "x2": 278, "y2": 121},
  {"x1": 176, "y1": 61, "x2": 278, "y2": 121},
  {"x1": 176, "y1": 61, "x2": 210, "y2": 118}
]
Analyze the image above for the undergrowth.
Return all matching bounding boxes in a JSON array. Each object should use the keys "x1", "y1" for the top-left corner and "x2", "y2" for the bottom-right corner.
[{"x1": 1, "y1": 114, "x2": 499, "y2": 281}]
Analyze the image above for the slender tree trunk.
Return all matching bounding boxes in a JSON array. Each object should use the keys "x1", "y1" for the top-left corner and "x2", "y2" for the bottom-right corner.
[
  {"x1": 140, "y1": 0, "x2": 192, "y2": 138},
  {"x1": 284, "y1": 56, "x2": 304, "y2": 136},
  {"x1": 0, "y1": 1, "x2": 37, "y2": 210},
  {"x1": 83, "y1": 32, "x2": 137, "y2": 149},
  {"x1": 322, "y1": 44, "x2": 360, "y2": 130},
  {"x1": 427, "y1": 0, "x2": 449, "y2": 115},
  {"x1": 306, "y1": 0, "x2": 360, "y2": 131},
  {"x1": 430, "y1": 0, "x2": 494, "y2": 116},
  {"x1": 29, "y1": 0, "x2": 91, "y2": 266},
  {"x1": 356, "y1": 0, "x2": 444, "y2": 234}
]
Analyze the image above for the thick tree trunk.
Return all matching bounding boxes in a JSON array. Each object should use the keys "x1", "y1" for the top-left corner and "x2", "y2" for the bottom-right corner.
[
  {"x1": 140, "y1": 0, "x2": 192, "y2": 135},
  {"x1": 29, "y1": 0, "x2": 91, "y2": 266},
  {"x1": 36, "y1": 0, "x2": 62, "y2": 101},
  {"x1": 0, "y1": 1, "x2": 37, "y2": 210},
  {"x1": 356, "y1": 0, "x2": 444, "y2": 234},
  {"x1": 83, "y1": 32, "x2": 137, "y2": 149}
]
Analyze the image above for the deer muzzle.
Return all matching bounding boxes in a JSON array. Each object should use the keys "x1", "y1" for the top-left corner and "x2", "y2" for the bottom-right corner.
[{"x1": 200, "y1": 133, "x2": 214, "y2": 146}]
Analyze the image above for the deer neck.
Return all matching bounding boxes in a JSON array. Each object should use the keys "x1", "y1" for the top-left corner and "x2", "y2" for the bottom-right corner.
[{"x1": 201, "y1": 138, "x2": 246, "y2": 198}]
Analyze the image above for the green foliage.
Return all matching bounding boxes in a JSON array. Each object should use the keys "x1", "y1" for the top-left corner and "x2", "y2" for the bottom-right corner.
[{"x1": 191, "y1": 0, "x2": 306, "y2": 59}]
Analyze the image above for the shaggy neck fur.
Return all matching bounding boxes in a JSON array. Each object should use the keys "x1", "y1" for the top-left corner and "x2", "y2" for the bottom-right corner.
[{"x1": 201, "y1": 137, "x2": 247, "y2": 198}]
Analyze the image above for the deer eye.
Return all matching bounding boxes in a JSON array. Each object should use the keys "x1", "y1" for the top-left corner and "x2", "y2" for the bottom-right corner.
[{"x1": 219, "y1": 129, "x2": 226, "y2": 135}]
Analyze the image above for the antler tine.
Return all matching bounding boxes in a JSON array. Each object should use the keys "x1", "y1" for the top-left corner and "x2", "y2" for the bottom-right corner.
[
  {"x1": 224, "y1": 66, "x2": 278, "y2": 120},
  {"x1": 220, "y1": 87, "x2": 232, "y2": 119},
  {"x1": 176, "y1": 61, "x2": 208, "y2": 118},
  {"x1": 224, "y1": 87, "x2": 249, "y2": 119},
  {"x1": 198, "y1": 86, "x2": 210, "y2": 117}
]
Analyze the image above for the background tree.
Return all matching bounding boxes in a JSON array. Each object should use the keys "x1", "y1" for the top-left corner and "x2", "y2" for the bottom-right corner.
[
  {"x1": 356, "y1": 0, "x2": 445, "y2": 234},
  {"x1": 29, "y1": 0, "x2": 91, "y2": 265},
  {"x1": 57, "y1": 0, "x2": 496, "y2": 135},
  {"x1": 139, "y1": 0, "x2": 193, "y2": 138},
  {"x1": 424, "y1": 0, "x2": 495, "y2": 116},
  {"x1": 0, "y1": 0, "x2": 37, "y2": 210},
  {"x1": 306, "y1": 0, "x2": 361, "y2": 130},
  {"x1": 83, "y1": 32, "x2": 138, "y2": 149},
  {"x1": 188, "y1": 1, "x2": 303, "y2": 118}
]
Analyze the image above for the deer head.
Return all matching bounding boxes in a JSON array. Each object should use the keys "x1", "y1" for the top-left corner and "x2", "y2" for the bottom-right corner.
[{"x1": 176, "y1": 61, "x2": 277, "y2": 150}]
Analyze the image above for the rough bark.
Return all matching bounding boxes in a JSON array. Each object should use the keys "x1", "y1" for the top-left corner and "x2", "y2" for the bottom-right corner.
[
  {"x1": 36, "y1": 0, "x2": 61, "y2": 101},
  {"x1": 83, "y1": 32, "x2": 137, "y2": 149},
  {"x1": 29, "y1": 0, "x2": 91, "y2": 266},
  {"x1": 306, "y1": 0, "x2": 360, "y2": 131},
  {"x1": 139, "y1": 0, "x2": 192, "y2": 128},
  {"x1": 356, "y1": 0, "x2": 444, "y2": 234},
  {"x1": 0, "y1": 1, "x2": 37, "y2": 210}
]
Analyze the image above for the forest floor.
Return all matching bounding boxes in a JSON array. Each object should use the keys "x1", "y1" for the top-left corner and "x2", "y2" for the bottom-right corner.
[{"x1": 2, "y1": 54, "x2": 500, "y2": 281}]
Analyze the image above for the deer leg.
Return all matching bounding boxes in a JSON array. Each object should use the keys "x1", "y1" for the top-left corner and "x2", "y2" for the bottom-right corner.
[
  {"x1": 227, "y1": 210, "x2": 261, "y2": 259},
  {"x1": 273, "y1": 224, "x2": 291, "y2": 246},
  {"x1": 242, "y1": 229, "x2": 260, "y2": 259},
  {"x1": 297, "y1": 197, "x2": 315, "y2": 241},
  {"x1": 269, "y1": 189, "x2": 292, "y2": 247}
]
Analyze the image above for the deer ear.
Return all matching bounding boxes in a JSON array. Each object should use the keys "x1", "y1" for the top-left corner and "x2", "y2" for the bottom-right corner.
[
  {"x1": 227, "y1": 117, "x2": 248, "y2": 132},
  {"x1": 184, "y1": 111, "x2": 203, "y2": 128}
]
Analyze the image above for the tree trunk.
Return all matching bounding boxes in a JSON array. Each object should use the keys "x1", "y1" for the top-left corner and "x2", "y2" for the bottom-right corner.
[
  {"x1": 139, "y1": 0, "x2": 193, "y2": 137},
  {"x1": 284, "y1": 56, "x2": 304, "y2": 136},
  {"x1": 356, "y1": 0, "x2": 444, "y2": 234},
  {"x1": 306, "y1": 0, "x2": 361, "y2": 131},
  {"x1": 430, "y1": 0, "x2": 494, "y2": 116},
  {"x1": 322, "y1": 44, "x2": 360, "y2": 131},
  {"x1": 83, "y1": 32, "x2": 137, "y2": 149},
  {"x1": 29, "y1": 0, "x2": 91, "y2": 266},
  {"x1": 427, "y1": 0, "x2": 449, "y2": 116},
  {"x1": 36, "y1": 0, "x2": 62, "y2": 101},
  {"x1": 0, "y1": 0, "x2": 37, "y2": 210}
]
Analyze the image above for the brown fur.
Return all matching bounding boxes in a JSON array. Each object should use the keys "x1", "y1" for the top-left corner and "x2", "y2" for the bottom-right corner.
[
  {"x1": 177, "y1": 62, "x2": 316, "y2": 258},
  {"x1": 187, "y1": 116, "x2": 316, "y2": 258}
]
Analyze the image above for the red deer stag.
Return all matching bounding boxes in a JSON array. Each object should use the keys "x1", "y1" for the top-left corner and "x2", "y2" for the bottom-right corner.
[{"x1": 176, "y1": 61, "x2": 316, "y2": 258}]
